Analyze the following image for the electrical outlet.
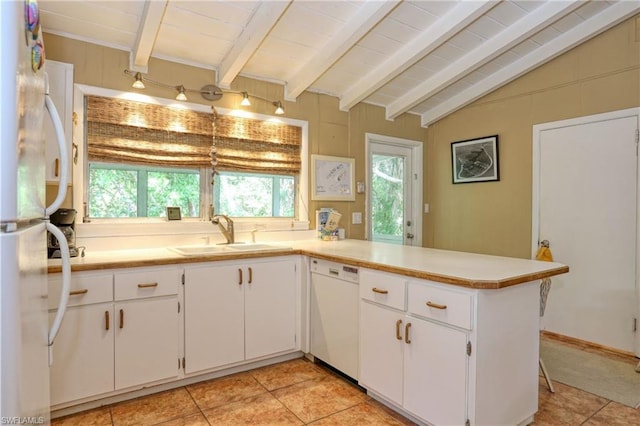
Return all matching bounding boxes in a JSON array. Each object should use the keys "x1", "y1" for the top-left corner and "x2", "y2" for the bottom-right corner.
[{"x1": 352, "y1": 212, "x2": 362, "y2": 224}]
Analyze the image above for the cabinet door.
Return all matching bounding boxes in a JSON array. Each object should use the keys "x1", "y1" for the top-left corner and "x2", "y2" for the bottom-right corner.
[
  {"x1": 403, "y1": 318, "x2": 468, "y2": 426},
  {"x1": 359, "y1": 301, "x2": 404, "y2": 405},
  {"x1": 114, "y1": 297, "x2": 179, "y2": 389},
  {"x1": 49, "y1": 303, "x2": 114, "y2": 406},
  {"x1": 44, "y1": 60, "x2": 73, "y2": 183},
  {"x1": 245, "y1": 260, "x2": 297, "y2": 360},
  {"x1": 184, "y1": 265, "x2": 244, "y2": 373}
]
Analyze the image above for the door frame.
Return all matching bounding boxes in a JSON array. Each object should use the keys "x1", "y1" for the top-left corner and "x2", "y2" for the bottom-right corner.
[
  {"x1": 365, "y1": 133, "x2": 423, "y2": 246},
  {"x1": 531, "y1": 107, "x2": 640, "y2": 355}
]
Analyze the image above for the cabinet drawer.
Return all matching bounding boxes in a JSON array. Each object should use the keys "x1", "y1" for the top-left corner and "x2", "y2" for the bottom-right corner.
[
  {"x1": 408, "y1": 281, "x2": 473, "y2": 330},
  {"x1": 114, "y1": 267, "x2": 181, "y2": 301},
  {"x1": 360, "y1": 269, "x2": 406, "y2": 311},
  {"x1": 48, "y1": 272, "x2": 113, "y2": 309}
]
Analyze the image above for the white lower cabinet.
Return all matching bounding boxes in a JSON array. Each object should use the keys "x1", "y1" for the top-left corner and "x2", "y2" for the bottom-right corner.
[
  {"x1": 359, "y1": 269, "x2": 541, "y2": 426},
  {"x1": 114, "y1": 297, "x2": 180, "y2": 389},
  {"x1": 49, "y1": 266, "x2": 182, "y2": 407},
  {"x1": 49, "y1": 302, "x2": 114, "y2": 406},
  {"x1": 184, "y1": 257, "x2": 297, "y2": 375},
  {"x1": 360, "y1": 268, "x2": 470, "y2": 425}
]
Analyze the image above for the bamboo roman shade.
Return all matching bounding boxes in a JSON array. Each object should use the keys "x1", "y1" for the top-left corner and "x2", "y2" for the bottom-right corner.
[{"x1": 86, "y1": 96, "x2": 301, "y2": 174}]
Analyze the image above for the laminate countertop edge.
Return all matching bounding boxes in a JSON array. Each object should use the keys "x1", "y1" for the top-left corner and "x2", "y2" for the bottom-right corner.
[{"x1": 47, "y1": 240, "x2": 569, "y2": 290}]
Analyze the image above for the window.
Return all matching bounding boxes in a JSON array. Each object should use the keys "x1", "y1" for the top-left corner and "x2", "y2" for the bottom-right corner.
[
  {"x1": 89, "y1": 163, "x2": 200, "y2": 218},
  {"x1": 214, "y1": 172, "x2": 295, "y2": 218},
  {"x1": 77, "y1": 89, "x2": 308, "y2": 226}
]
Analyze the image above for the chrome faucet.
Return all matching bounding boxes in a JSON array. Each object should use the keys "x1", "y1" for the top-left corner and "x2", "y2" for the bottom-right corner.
[{"x1": 211, "y1": 214, "x2": 234, "y2": 244}]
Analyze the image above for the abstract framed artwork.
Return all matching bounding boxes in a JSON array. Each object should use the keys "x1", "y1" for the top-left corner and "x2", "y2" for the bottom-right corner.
[{"x1": 451, "y1": 135, "x2": 499, "y2": 184}]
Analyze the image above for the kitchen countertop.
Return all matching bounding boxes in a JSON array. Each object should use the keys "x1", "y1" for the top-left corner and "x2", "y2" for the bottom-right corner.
[{"x1": 48, "y1": 239, "x2": 568, "y2": 289}]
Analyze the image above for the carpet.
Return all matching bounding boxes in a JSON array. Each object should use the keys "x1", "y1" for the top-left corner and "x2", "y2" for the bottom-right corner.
[{"x1": 540, "y1": 339, "x2": 640, "y2": 408}]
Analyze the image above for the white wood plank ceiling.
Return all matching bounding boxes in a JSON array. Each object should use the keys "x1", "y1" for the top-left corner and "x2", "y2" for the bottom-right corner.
[{"x1": 39, "y1": 0, "x2": 640, "y2": 127}]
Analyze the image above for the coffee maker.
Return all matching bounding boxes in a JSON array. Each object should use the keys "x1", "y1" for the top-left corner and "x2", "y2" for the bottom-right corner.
[{"x1": 48, "y1": 208, "x2": 79, "y2": 258}]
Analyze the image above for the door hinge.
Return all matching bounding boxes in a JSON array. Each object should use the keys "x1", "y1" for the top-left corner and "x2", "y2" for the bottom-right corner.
[
  {"x1": 181, "y1": 273, "x2": 185, "y2": 285},
  {"x1": 466, "y1": 341, "x2": 472, "y2": 356}
]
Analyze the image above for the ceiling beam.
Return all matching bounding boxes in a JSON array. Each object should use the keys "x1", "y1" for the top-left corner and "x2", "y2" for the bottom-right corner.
[
  {"x1": 339, "y1": 0, "x2": 498, "y2": 112},
  {"x1": 386, "y1": 0, "x2": 584, "y2": 120},
  {"x1": 129, "y1": 0, "x2": 168, "y2": 72},
  {"x1": 420, "y1": 0, "x2": 640, "y2": 127},
  {"x1": 284, "y1": 0, "x2": 400, "y2": 102},
  {"x1": 218, "y1": 1, "x2": 291, "y2": 89}
]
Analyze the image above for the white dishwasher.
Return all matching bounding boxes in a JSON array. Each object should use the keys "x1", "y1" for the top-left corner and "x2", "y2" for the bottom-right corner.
[{"x1": 310, "y1": 258, "x2": 359, "y2": 380}]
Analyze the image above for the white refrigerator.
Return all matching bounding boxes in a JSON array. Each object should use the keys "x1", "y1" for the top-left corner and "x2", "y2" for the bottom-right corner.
[{"x1": 1, "y1": 1, "x2": 71, "y2": 423}]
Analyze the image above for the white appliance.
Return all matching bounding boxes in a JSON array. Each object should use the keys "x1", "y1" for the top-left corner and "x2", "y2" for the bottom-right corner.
[
  {"x1": 1, "y1": 1, "x2": 71, "y2": 423},
  {"x1": 310, "y1": 258, "x2": 359, "y2": 380}
]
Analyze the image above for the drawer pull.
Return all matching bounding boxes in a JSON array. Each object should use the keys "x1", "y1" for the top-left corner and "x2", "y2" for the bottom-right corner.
[
  {"x1": 105, "y1": 311, "x2": 109, "y2": 331},
  {"x1": 54, "y1": 158, "x2": 59, "y2": 177},
  {"x1": 238, "y1": 268, "x2": 243, "y2": 285},
  {"x1": 137, "y1": 282, "x2": 158, "y2": 288},
  {"x1": 395, "y1": 319, "x2": 403, "y2": 340},
  {"x1": 426, "y1": 301, "x2": 447, "y2": 310},
  {"x1": 405, "y1": 322, "x2": 412, "y2": 344},
  {"x1": 119, "y1": 309, "x2": 124, "y2": 329},
  {"x1": 248, "y1": 267, "x2": 253, "y2": 284},
  {"x1": 372, "y1": 287, "x2": 388, "y2": 294},
  {"x1": 69, "y1": 289, "x2": 88, "y2": 296}
]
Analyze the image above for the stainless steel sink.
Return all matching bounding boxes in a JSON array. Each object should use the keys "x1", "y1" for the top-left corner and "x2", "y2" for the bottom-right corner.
[{"x1": 170, "y1": 243, "x2": 290, "y2": 256}]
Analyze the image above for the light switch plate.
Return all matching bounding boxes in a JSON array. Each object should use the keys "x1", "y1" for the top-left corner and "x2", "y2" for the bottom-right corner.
[{"x1": 352, "y1": 212, "x2": 362, "y2": 224}]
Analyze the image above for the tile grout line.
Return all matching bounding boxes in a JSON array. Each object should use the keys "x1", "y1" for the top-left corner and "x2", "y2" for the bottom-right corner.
[{"x1": 183, "y1": 384, "x2": 213, "y2": 426}]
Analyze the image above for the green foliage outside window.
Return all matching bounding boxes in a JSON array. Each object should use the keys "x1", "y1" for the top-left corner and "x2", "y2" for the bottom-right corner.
[{"x1": 371, "y1": 154, "x2": 404, "y2": 243}]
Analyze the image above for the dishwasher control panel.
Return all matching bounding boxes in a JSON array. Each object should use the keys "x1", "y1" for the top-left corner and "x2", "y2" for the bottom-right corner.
[{"x1": 310, "y1": 258, "x2": 359, "y2": 283}]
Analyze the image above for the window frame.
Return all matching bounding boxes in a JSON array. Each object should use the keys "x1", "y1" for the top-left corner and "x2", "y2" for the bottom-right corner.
[{"x1": 72, "y1": 84, "x2": 309, "y2": 233}]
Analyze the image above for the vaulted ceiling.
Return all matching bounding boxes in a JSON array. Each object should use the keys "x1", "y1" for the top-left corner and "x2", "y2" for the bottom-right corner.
[{"x1": 39, "y1": 1, "x2": 639, "y2": 127}]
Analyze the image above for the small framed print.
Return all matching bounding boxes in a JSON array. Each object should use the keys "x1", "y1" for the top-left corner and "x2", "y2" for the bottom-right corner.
[
  {"x1": 311, "y1": 154, "x2": 356, "y2": 201},
  {"x1": 451, "y1": 135, "x2": 499, "y2": 184},
  {"x1": 166, "y1": 206, "x2": 182, "y2": 221}
]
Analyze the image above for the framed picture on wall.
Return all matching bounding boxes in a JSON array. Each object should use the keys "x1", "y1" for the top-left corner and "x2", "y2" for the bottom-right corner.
[
  {"x1": 451, "y1": 135, "x2": 499, "y2": 184},
  {"x1": 311, "y1": 154, "x2": 355, "y2": 201}
]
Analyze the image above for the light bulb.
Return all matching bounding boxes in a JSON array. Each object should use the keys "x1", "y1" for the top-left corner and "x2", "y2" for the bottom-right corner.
[
  {"x1": 241, "y1": 92, "x2": 251, "y2": 106},
  {"x1": 132, "y1": 72, "x2": 145, "y2": 89},
  {"x1": 274, "y1": 101, "x2": 284, "y2": 115},
  {"x1": 176, "y1": 85, "x2": 187, "y2": 101}
]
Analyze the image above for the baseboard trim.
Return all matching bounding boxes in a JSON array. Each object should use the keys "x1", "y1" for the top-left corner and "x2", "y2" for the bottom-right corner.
[{"x1": 541, "y1": 330, "x2": 637, "y2": 360}]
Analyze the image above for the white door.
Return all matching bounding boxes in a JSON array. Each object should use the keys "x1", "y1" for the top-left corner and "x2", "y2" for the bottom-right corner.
[
  {"x1": 366, "y1": 134, "x2": 422, "y2": 246},
  {"x1": 534, "y1": 110, "x2": 639, "y2": 353}
]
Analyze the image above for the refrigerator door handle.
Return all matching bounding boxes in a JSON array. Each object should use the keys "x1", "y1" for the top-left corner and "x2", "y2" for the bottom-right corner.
[
  {"x1": 46, "y1": 222, "x2": 71, "y2": 349},
  {"x1": 44, "y1": 75, "x2": 69, "y2": 216}
]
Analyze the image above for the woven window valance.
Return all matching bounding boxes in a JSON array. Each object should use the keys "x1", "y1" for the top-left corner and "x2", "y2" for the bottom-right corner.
[{"x1": 86, "y1": 96, "x2": 301, "y2": 174}]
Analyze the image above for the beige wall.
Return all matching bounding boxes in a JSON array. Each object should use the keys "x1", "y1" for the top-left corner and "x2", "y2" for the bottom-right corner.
[
  {"x1": 424, "y1": 15, "x2": 640, "y2": 259},
  {"x1": 43, "y1": 33, "x2": 427, "y2": 239}
]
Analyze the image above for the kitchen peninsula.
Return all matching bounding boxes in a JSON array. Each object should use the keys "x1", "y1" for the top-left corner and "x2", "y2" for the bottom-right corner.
[{"x1": 48, "y1": 239, "x2": 568, "y2": 426}]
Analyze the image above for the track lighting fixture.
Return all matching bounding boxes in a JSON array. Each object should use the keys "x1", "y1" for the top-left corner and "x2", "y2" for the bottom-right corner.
[{"x1": 124, "y1": 69, "x2": 285, "y2": 115}]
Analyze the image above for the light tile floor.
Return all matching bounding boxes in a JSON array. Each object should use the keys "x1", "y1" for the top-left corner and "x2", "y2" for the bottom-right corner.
[{"x1": 53, "y1": 342, "x2": 640, "y2": 426}]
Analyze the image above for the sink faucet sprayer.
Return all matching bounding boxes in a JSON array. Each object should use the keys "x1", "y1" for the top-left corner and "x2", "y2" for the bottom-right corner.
[{"x1": 211, "y1": 214, "x2": 234, "y2": 244}]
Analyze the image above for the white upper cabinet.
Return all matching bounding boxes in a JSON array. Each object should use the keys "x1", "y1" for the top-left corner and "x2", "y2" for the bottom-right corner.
[{"x1": 44, "y1": 60, "x2": 73, "y2": 183}]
